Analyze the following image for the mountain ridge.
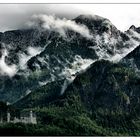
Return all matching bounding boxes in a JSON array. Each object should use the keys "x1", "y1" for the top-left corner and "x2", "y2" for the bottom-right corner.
[{"x1": 0, "y1": 14, "x2": 140, "y2": 103}]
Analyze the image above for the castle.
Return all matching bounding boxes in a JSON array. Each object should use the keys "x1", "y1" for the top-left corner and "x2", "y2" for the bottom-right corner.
[{"x1": 0, "y1": 111, "x2": 37, "y2": 124}]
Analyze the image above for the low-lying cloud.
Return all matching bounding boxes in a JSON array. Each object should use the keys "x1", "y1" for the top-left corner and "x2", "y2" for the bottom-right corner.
[
  {"x1": 0, "y1": 49, "x2": 17, "y2": 77},
  {"x1": 27, "y1": 14, "x2": 93, "y2": 39},
  {"x1": 19, "y1": 46, "x2": 44, "y2": 69}
]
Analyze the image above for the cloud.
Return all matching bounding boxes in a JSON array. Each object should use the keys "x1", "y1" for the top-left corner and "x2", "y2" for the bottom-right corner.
[
  {"x1": 0, "y1": 4, "x2": 81, "y2": 32},
  {"x1": 27, "y1": 14, "x2": 93, "y2": 39},
  {"x1": 0, "y1": 48, "x2": 17, "y2": 77},
  {"x1": 1, "y1": 4, "x2": 140, "y2": 32},
  {"x1": 19, "y1": 46, "x2": 44, "y2": 69}
]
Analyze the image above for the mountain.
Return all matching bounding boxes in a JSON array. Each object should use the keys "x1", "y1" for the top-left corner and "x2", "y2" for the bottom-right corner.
[
  {"x1": 1, "y1": 14, "x2": 140, "y2": 136},
  {"x1": 121, "y1": 45, "x2": 140, "y2": 71},
  {"x1": 119, "y1": 25, "x2": 140, "y2": 72},
  {"x1": 13, "y1": 60, "x2": 140, "y2": 136},
  {"x1": 0, "y1": 14, "x2": 140, "y2": 103},
  {"x1": 15, "y1": 60, "x2": 140, "y2": 110}
]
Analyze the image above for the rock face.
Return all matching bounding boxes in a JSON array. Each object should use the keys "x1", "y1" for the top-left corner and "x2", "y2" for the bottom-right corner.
[
  {"x1": 0, "y1": 14, "x2": 140, "y2": 103},
  {"x1": 120, "y1": 26, "x2": 140, "y2": 71},
  {"x1": 63, "y1": 60, "x2": 140, "y2": 111},
  {"x1": 121, "y1": 45, "x2": 140, "y2": 72},
  {"x1": 15, "y1": 60, "x2": 140, "y2": 110}
]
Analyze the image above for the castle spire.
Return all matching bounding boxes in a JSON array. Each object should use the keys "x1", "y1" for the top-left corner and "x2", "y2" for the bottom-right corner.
[
  {"x1": 30, "y1": 110, "x2": 33, "y2": 123},
  {"x1": 7, "y1": 112, "x2": 10, "y2": 123}
]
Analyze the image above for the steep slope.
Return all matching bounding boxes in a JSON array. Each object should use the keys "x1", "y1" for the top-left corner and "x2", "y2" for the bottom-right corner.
[
  {"x1": 121, "y1": 45, "x2": 140, "y2": 71},
  {"x1": 16, "y1": 60, "x2": 140, "y2": 110},
  {"x1": 119, "y1": 25, "x2": 140, "y2": 71},
  {"x1": 63, "y1": 60, "x2": 140, "y2": 110},
  {"x1": 13, "y1": 79, "x2": 65, "y2": 108},
  {"x1": 14, "y1": 60, "x2": 140, "y2": 136}
]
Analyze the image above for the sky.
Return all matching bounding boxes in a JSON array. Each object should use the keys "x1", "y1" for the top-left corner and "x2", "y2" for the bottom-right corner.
[{"x1": 0, "y1": 4, "x2": 140, "y2": 32}]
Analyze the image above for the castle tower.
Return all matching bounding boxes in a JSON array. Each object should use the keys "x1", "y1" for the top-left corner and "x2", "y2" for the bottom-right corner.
[
  {"x1": 30, "y1": 110, "x2": 37, "y2": 124},
  {"x1": 7, "y1": 112, "x2": 10, "y2": 123},
  {"x1": 30, "y1": 110, "x2": 33, "y2": 123},
  {"x1": 30, "y1": 110, "x2": 33, "y2": 118}
]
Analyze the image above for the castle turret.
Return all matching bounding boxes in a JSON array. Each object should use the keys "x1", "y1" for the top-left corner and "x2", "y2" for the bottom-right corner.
[
  {"x1": 7, "y1": 112, "x2": 10, "y2": 123},
  {"x1": 30, "y1": 110, "x2": 37, "y2": 124},
  {"x1": 30, "y1": 110, "x2": 34, "y2": 123},
  {"x1": 30, "y1": 110, "x2": 33, "y2": 121}
]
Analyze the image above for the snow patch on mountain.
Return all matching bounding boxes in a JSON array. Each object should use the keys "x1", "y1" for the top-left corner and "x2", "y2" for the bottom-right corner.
[
  {"x1": 60, "y1": 55, "x2": 94, "y2": 78},
  {"x1": 110, "y1": 44, "x2": 138, "y2": 62},
  {"x1": 112, "y1": 29, "x2": 140, "y2": 62},
  {"x1": 60, "y1": 55, "x2": 95, "y2": 95},
  {"x1": 89, "y1": 29, "x2": 140, "y2": 62},
  {"x1": 19, "y1": 46, "x2": 44, "y2": 69},
  {"x1": 38, "y1": 80, "x2": 49, "y2": 86}
]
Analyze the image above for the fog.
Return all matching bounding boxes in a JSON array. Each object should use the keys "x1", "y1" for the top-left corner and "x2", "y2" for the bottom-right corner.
[{"x1": 1, "y1": 4, "x2": 140, "y2": 32}]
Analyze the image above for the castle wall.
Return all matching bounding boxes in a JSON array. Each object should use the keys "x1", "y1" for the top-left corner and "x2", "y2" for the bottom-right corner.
[{"x1": 5, "y1": 111, "x2": 37, "y2": 124}]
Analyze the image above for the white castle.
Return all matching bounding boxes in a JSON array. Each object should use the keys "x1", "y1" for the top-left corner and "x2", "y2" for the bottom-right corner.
[{"x1": 1, "y1": 111, "x2": 37, "y2": 124}]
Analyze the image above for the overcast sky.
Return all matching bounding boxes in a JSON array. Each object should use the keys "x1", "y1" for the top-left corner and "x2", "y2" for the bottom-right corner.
[{"x1": 0, "y1": 4, "x2": 140, "y2": 32}]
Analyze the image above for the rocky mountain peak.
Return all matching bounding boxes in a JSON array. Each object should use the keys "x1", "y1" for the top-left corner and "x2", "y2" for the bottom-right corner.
[{"x1": 129, "y1": 25, "x2": 136, "y2": 30}]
